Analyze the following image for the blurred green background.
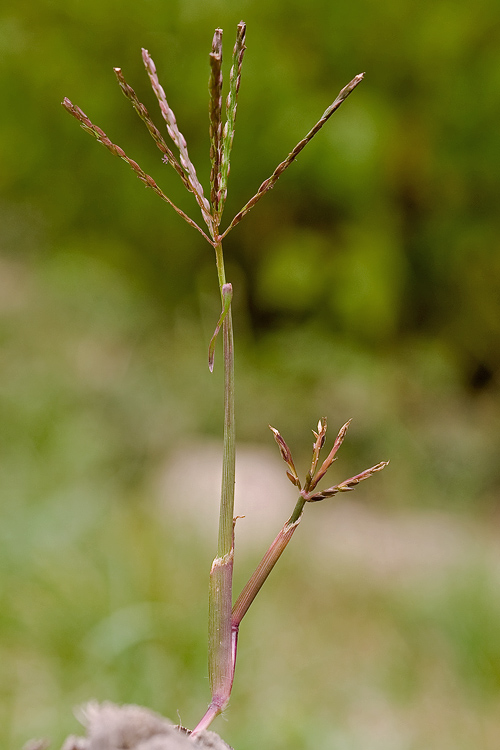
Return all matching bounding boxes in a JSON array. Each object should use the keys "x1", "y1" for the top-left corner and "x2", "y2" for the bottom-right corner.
[{"x1": 1, "y1": 0, "x2": 500, "y2": 748}]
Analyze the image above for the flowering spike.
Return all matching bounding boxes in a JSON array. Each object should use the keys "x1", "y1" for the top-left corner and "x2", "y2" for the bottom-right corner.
[
  {"x1": 142, "y1": 48, "x2": 212, "y2": 227},
  {"x1": 222, "y1": 72, "x2": 364, "y2": 238},
  {"x1": 309, "y1": 419, "x2": 352, "y2": 490},
  {"x1": 286, "y1": 470, "x2": 301, "y2": 488},
  {"x1": 307, "y1": 461, "x2": 389, "y2": 502},
  {"x1": 219, "y1": 22, "x2": 246, "y2": 216},
  {"x1": 269, "y1": 425, "x2": 300, "y2": 488},
  {"x1": 309, "y1": 417, "x2": 327, "y2": 476},
  {"x1": 61, "y1": 98, "x2": 212, "y2": 243},
  {"x1": 209, "y1": 29, "x2": 223, "y2": 213},
  {"x1": 113, "y1": 67, "x2": 192, "y2": 193}
]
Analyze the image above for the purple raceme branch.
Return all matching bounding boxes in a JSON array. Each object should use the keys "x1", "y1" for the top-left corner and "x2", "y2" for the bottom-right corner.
[
  {"x1": 209, "y1": 29, "x2": 223, "y2": 213},
  {"x1": 304, "y1": 417, "x2": 328, "y2": 489},
  {"x1": 61, "y1": 98, "x2": 212, "y2": 244},
  {"x1": 269, "y1": 425, "x2": 300, "y2": 488},
  {"x1": 142, "y1": 48, "x2": 212, "y2": 228},
  {"x1": 309, "y1": 418, "x2": 352, "y2": 490},
  {"x1": 113, "y1": 67, "x2": 192, "y2": 194},
  {"x1": 306, "y1": 460, "x2": 389, "y2": 502},
  {"x1": 219, "y1": 21, "x2": 246, "y2": 215},
  {"x1": 221, "y1": 71, "x2": 365, "y2": 238}
]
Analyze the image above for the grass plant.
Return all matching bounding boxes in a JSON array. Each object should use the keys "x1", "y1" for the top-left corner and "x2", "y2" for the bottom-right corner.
[{"x1": 62, "y1": 22, "x2": 388, "y2": 738}]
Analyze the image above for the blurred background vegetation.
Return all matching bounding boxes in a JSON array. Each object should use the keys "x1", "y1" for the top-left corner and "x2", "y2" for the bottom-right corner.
[{"x1": 1, "y1": 0, "x2": 500, "y2": 748}]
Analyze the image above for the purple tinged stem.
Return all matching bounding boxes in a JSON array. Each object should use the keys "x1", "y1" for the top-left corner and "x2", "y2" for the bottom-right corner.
[{"x1": 232, "y1": 516, "x2": 302, "y2": 629}]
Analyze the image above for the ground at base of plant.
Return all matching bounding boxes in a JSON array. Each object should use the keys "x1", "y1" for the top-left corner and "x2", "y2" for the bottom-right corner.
[{"x1": 26, "y1": 702, "x2": 233, "y2": 750}]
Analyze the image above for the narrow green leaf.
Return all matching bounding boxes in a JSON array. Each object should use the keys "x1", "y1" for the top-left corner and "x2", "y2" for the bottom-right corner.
[{"x1": 208, "y1": 283, "x2": 233, "y2": 372}]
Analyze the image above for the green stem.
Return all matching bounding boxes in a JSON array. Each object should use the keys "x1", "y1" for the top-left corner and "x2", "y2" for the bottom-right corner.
[
  {"x1": 195, "y1": 240, "x2": 236, "y2": 734},
  {"x1": 212, "y1": 241, "x2": 236, "y2": 560},
  {"x1": 219, "y1": 305, "x2": 235, "y2": 557}
]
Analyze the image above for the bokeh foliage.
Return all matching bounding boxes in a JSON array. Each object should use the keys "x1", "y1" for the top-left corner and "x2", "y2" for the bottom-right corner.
[{"x1": 1, "y1": 0, "x2": 500, "y2": 748}]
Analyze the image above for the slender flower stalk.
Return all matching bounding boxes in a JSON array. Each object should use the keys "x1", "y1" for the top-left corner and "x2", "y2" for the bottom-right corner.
[{"x1": 62, "y1": 22, "x2": 386, "y2": 737}]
